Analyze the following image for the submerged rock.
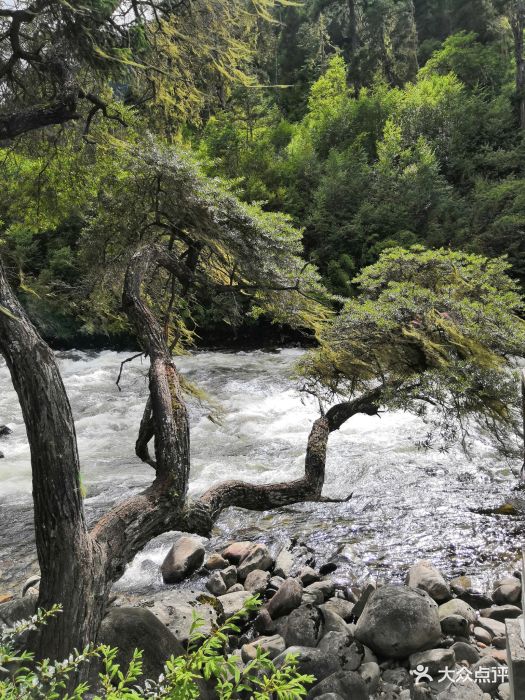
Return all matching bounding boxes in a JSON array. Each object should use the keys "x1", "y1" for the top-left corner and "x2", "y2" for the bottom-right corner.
[{"x1": 355, "y1": 585, "x2": 441, "y2": 658}]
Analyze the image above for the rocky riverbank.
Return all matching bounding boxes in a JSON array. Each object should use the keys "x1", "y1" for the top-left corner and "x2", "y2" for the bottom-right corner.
[{"x1": 1, "y1": 535, "x2": 520, "y2": 699}]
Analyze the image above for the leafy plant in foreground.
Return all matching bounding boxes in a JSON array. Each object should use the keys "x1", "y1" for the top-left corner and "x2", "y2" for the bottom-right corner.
[{"x1": 0, "y1": 599, "x2": 314, "y2": 699}]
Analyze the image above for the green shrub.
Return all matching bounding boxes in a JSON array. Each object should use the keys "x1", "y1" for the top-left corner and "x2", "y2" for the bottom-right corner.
[{"x1": 0, "y1": 599, "x2": 314, "y2": 699}]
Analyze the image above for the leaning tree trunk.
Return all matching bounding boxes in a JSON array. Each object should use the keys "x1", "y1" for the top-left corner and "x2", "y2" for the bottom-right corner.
[
  {"x1": 0, "y1": 259, "x2": 106, "y2": 659},
  {"x1": 0, "y1": 245, "x2": 382, "y2": 661}
]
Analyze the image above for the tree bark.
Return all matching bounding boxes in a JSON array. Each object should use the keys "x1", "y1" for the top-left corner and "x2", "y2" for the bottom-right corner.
[
  {"x1": 0, "y1": 245, "x2": 382, "y2": 661},
  {"x1": 510, "y1": 1, "x2": 525, "y2": 129},
  {"x1": 0, "y1": 97, "x2": 80, "y2": 141},
  {"x1": 0, "y1": 259, "x2": 104, "y2": 659}
]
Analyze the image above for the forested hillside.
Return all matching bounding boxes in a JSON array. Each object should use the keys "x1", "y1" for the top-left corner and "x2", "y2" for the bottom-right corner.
[{"x1": 1, "y1": 0, "x2": 525, "y2": 343}]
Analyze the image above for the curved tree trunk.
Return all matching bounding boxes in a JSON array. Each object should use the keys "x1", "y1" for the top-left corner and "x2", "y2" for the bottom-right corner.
[
  {"x1": 0, "y1": 259, "x2": 105, "y2": 659},
  {"x1": 0, "y1": 245, "x2": 381, "y2": 661}
]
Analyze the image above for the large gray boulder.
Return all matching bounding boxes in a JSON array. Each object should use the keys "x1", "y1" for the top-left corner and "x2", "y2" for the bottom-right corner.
[
  {"x1": 355, "y1": 585, "x2": 441, "y2": 658},
  {"x1": 98, "y1": 607, "x2": 184, "y2": 680},
  {"x1": 161, "y1": 536, "x2": 205, "y2": 584},
  {"x1": 407, "y1": 561, "x2": 451, "y2": 602}
]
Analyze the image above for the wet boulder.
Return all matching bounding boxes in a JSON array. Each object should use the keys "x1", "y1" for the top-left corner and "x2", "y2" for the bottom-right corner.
[
  {"x1": 355, "y1": 585, "x2": 441, "y2": 658},
  {"x1": 205, "y1": 553, "x2": 229, "y2": 570},
  {"x1": 98, "y1": 607, "x2": 184, "y2": 680},
  {"x1": 299, "y1": 567, "x2": 320, "y2": 586},
  {"x1": 161, "y1": 536, "x2": 205, "y2": 584},
  {"x1": 0, "y1": 425, "x2": 12, "y2": 437}
]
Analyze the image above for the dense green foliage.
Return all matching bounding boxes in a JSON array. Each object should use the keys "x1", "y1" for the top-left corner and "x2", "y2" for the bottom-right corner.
[
  {"x1": 0, "y1": 601, "x2": 314, "y2": 699},
  {"x1": 2, "y1": 0, "x2": 525, "y2": 343},
  {"x1": 300, "y1": 246, "x2": 525, "y2": 452}
]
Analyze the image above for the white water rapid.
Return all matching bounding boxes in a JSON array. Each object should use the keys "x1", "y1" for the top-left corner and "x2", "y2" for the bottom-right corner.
[{"x1": 0, "y1": 348, "x2": 522, "y2": 595}]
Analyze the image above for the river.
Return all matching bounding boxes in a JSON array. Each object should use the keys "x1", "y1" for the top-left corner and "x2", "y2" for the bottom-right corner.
[{"x1": 0, "y1": 348, "x2": 523, "y2": 596}]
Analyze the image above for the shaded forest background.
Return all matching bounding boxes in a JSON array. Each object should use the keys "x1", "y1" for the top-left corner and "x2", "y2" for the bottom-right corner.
[{"x1": 3, "y1": 0, "x2": 525, "y2": 347}]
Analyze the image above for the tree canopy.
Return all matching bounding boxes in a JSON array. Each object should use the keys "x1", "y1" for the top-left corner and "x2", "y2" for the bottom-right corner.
[{"x1": 301, "y1": 246, "x2": 525, "y2": 453}]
